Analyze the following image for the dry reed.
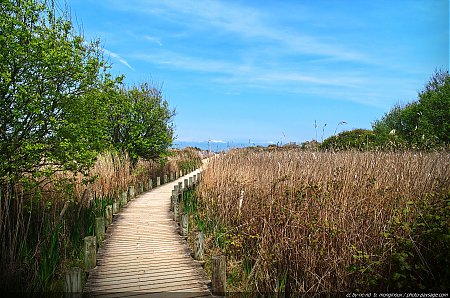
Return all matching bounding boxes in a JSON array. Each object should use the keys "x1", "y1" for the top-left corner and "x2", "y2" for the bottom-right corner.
[{"x1": 196, "y1": 149, "x2": 449, "y2": 293}]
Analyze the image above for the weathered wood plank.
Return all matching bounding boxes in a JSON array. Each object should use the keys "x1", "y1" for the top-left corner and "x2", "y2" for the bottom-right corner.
[{"x1": 84, "y1": 169, "x2": 211, "y2": 295}]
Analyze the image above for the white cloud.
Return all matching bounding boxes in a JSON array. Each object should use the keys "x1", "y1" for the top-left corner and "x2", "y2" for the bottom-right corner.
[
  {"x1": 209, "y1": 139, "x2": 226, "y2": 143},
  {"x1": 108, "y1": 0, "x2": 371, "y2": 63},
  {"x1": 144, "y1": 35, "x2": 162, "y2": 46},
  {"x1": 103, "y1": 48, "x2": 135, "y2": 71}
]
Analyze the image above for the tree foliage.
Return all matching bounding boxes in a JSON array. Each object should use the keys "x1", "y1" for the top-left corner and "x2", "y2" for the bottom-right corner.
[
  {"x1": 372, "y1": 69, "x2": 449, "y2": 150},
  {"x1": 321, "y1": 70, "x2": 449, "y2": 151},
  {"x1": 0, "y1": 0, "x2": 175, "y2": 182},
  {"x1": 108, "y1": 83, "x2": 175, "y2": 162},
  {"x1": 320, "y1": 129, "x2": 377, "y2": 150}
]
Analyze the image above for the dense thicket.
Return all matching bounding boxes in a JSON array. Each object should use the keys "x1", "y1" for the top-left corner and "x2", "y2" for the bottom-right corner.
[{"x1": 321, "y1": 70, "x2": 449, "y2": 150}]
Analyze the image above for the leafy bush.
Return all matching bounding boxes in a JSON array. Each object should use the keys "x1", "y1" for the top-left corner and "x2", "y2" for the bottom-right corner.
[
  {"x1": 320, "y1": 129, "x2": 377, "y2": 150},
  {"x1": 372, "y1": 69, "x2": 450, "y2": 150}
]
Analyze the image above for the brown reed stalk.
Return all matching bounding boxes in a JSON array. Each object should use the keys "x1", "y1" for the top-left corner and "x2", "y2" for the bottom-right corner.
[{"x1": 196, "y1": 149, "x2": 450, "y2": 293}]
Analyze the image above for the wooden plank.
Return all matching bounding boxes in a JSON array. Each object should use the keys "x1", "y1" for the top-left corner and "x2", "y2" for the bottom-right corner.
[
  {"x1": 87, "y1": 266, "x2": 204, "y2": 281},
  {"x1": 85, "y1": 170, "x2": 211, "y2": 295},
  {"x1": 87, "y1": 272, "x2": 209, "y2": 289},
  {"x1": 86, "y1": 276, "x2": 209, "y2": 292}
]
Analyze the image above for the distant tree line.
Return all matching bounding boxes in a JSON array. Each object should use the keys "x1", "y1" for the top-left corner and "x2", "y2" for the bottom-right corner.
[
  {"x1": 0, "y1": 0, "x2": 174, "y2": 183},
  {"x1": 320, "y1": 69, "x2": 449, "y2": 151}
]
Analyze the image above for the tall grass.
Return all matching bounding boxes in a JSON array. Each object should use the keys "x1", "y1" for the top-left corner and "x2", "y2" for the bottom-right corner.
[
  {"x1": 196, "y1": 149, "x2": 449, "y2": 293},
  {"x1": 0, "y1": 148, "x2": 202, "y2": 292}
]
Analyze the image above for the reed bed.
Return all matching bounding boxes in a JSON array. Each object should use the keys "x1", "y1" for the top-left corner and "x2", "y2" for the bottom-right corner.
[
  {"x1": 0, "y1": 148, "x2": 202, "y2": 291},
  {"x1": 196, "y1": 149, "x2": 450, "y2": 293}
]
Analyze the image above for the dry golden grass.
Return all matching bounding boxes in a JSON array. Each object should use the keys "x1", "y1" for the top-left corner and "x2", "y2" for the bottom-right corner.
[{"x1": 196, "y1": 149, "x2": 449, "y2": 293}]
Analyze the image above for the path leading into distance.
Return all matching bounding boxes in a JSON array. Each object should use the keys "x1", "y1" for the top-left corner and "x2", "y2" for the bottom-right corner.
[{"x1": 84, "y1": 169, "x2": 212, "y2": 297}]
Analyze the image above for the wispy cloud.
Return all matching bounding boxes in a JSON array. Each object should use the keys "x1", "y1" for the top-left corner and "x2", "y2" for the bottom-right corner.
[
  {"x1": 103, "y1": 48, "x2": 135, "y2": 71},
  {"x1": 133, "y1": 50, "x2": 364, "y2": 88},
  {"x1": 113, "y1": 0, "x2": 371, "y2": 64},
  {"x1": 144, "y1": 35, "x2": 162, "y2": 46}
]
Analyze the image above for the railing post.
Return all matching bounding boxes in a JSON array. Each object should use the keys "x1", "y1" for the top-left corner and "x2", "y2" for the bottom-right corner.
[
  {"x1": 148, "y1": 178, "x2": 153, "y2": 190},
  {"x1": 84, "y1": 236, "x2": 96, "y2": 270},
  {"x1": 171, "y1": 190, "x2": 177, "y2": 211},
  {"x1": 180, "y1": 214, "x2": 188, "y2": 238},
  {"x1": 64, "y1": 267, "x2": 82, "y2": 295},
  {"x1": 138, "y1": 181, "x2": 144, "y2": 194},
  {"x1": 95, "y1": 217, "x2": 105, "y2": 244},
  {"x1": 173, "y1": 201, "x2": 179, "y2": 222},
  {"x1": 112, "y1": 199, "x2": 119, "y2": 214},
  {"x1": 164, "y1": 174, "x2": 168, "y2": 184},
  {"x1": 189, "y1": 176, "x2": 193, "y2": 187},
  {"x1": 194, "y1": 231, "x2": 205, "y2": 261},
  {"x1": 128, "y1": 185, "x2": 135, "y2": 200},
  {"x1": 184, "y1": 178, "x2": 189, "y2": 190},
  {"x1": 212, "y1": 255, "x2": 226, "y2": 295},
  {"x1": 105, "y1": 205, "x2": 113, "y2": 226},
  {"x1": 156, "y1": 176, "x2": 161, "y2": 186},
  {"x1": 121, "y1": 191, "x2": 127, "y2": 208}
]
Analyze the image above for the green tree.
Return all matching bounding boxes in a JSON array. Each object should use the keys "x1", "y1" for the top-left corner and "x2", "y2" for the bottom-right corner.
[
  {"x1": 372, "y1": 69, "x2": 450, "y2": 149},
  {"x1": 108, "y1": 83, "x2": 175, "y2": 162},
  {"x1": 0, "y1": 0, "x2": 111, "y2": 180}
]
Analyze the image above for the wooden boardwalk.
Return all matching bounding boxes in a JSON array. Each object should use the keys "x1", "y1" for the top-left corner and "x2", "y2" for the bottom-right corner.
[{"x1": 84, "y1": 170, "x2": 212, "y2": 297}]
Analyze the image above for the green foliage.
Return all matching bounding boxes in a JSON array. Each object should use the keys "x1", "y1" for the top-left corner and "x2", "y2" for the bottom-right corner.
[
  {"x1": 108, "y1": 83, "x2": 175, "y2": 163},
  {"x1": 372, "y1": 69, "x2": 450, "y2": 150},
  {"x1": 0, "y1": 0, "x2": 175, "y2": 182},
  {"x1": 0, "y1": 0, "x2": 112, "y2": 179},
  {"x1": 384, "y1": 192, "x2": 450, "y2": 291},
  {"x1": 349, "y1": 192, "x2": 450, "y2": 291},
  {"x1": 320, "y1": 129, "x2": 377, "y2": 150}
]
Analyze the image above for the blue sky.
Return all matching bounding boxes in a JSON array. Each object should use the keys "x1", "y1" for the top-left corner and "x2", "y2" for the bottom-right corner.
[{"x1": 65, "y1": 0, "x2": 448, "y2": 144}]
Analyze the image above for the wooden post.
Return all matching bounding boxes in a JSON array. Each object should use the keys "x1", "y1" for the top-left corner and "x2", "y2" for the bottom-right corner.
[
  {"x1": 184, "y1": 178, "x2": 189, "y2": 190},
  {"x1": 105, "y1": 205, "x2": 113, "y2": 226},
  {"x1": 212, "y1": 255, "x2": 226, "y2": 296},
  {"x1": 171, "y1": 190, "x2": 178, "y2": 211},
  {"x1": 180, "y1": 169, "x2": 183, "y2": 177},
  {"x1": 156, "y1": 176, "x2": 161, "y2": 186},
  {"x1": 197, "y1": 172, "x2": 202, "y2": 182},
  {"x1": 178, "y1": 182, "x2": 183, "y2": 193},
  {"x1": 180, "y1": 214, "x2": 188, "y2": 238},
  {"x1": 164, "y1": 174, "x2": 168, "y2": 184},
  {"x1": 189, "y1": 176, "x2": 193, "y2": 187},
  {"x1": 173, "y1": 201, "x2": 179, "y2": 222},
  {"x1": 194, "y1": 231, "x2": 205, "y2": 261},
  {"x1": 128, "y1": 185, "x2": 135, "y2": 200},
  {"x1": 64, "y1": 267, "x2": 82, "y2": 294},
  {"x1": 84, "y1": 236, "x2": 96, "y2": 270},
  {"x1": 174, "y1": 184, "x2": 179, "y2": 193},
  {"x1": 138, "y1": 181, "x2": 144, "y2": 194},
  {"x1": 112, "y1": 199, "x2": 119, "y2": 214},
  {"x1": 193, "y1": 174, "x2": 197, "y2": 185},
  {"x1": 175, "y1": 171, "x2": 178, "y2": 179},
  {"x1": 170, "y1": 172, "x2": 174, "y2": 181},
  {"x1": 121, "y1": 191, "x2": 127, "y2": 207},
  {"x1": 95, "y1": 217, "x2": 105, "y2": 244},
  {"x1": 148, "y1": 178, "x2": 153, "y2": 190}
]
